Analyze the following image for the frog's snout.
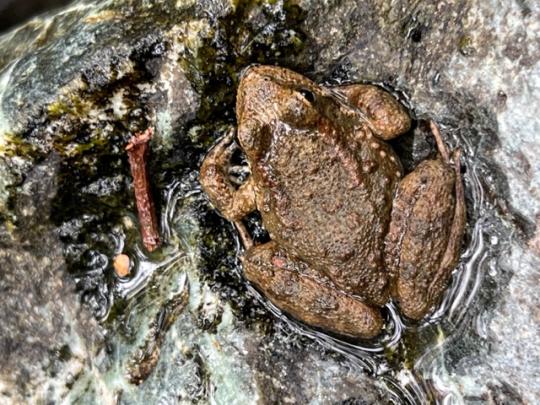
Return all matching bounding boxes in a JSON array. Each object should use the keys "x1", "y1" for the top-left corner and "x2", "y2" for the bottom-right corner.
[
  {"x1": 239, "y1": 64, "x2": 262, "y2": 80},
  {"x1": 238, "y1": 64, "x2": 274, "y2": 88},
  {"x1": 236, "y1": 65, "x2": 272, "y2": 123}
]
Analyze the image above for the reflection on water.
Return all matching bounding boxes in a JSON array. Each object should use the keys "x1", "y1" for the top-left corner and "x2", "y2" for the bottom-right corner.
[
  {"x1": 73, "y1": 115, "x2": 501, "y2": 404},
  {"x1": 214, "y1": 125, "x2": 500, "y2": 403}
]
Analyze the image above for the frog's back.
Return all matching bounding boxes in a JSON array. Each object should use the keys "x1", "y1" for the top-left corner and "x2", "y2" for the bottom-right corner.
[{"x1": 255, "y1": 125, "x2": 400, "y2": 305}]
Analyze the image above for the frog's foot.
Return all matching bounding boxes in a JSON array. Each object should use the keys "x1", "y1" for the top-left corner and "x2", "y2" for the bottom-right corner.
[
  {"x1": 200, "y1": 129, "x2": 256, "y2": 221},
  {"x1": 243, "y1": 241, "x2": 384, "y2": 339},
  {"x1": 429, "y1": 120, "x2": 450, "y2": 163},
  {"x1": 334, "y1": 84, "x2": 411, "y2": 140},
  {"x1": 384, "y1": 122, "x2": 465, "y2": 320}
]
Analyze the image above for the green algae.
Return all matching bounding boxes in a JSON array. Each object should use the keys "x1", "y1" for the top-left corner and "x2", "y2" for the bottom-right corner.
[{"x1": 0, "y1": 132, "x2": 39, "y2": 158}]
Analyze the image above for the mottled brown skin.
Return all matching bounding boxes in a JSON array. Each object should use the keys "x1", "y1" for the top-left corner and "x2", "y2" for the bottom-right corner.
[
  {"x1": 385, "y1": 124, "x2": 466, "y2": 319},
  {"x1": 200, "y1": 66, "x2": 465, "y2": 339},
  {"x1": 243, "y1": 241, "x2": 384, "y2": 338}
]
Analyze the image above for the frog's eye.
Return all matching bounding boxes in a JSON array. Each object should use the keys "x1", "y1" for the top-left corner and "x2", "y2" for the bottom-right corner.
[{"x1": 299, "y1": 88, "x2": 315, "y2": 103}]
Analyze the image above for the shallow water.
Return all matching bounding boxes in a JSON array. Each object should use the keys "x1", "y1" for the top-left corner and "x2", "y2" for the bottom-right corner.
[
  {"x1": 1, "y1": 0, "x2": 531, "y2": 402},
  {"x1": 224, "y1": 133, "x2": 499, "y2": 403},
  {"x1": 77, "y1": 111, "x2": 503, "y2": 404}
]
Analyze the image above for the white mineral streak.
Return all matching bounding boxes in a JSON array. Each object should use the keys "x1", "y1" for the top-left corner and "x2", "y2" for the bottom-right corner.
[
  {"x1": 0, "y1": 63, "x2": 16, "y2": 214},
  {"x1": 154, "y1": 20, "x2": 208, "y2": 150},
  {"x1": 0, "y1": 63, "x2": 16, "y2": 139}
]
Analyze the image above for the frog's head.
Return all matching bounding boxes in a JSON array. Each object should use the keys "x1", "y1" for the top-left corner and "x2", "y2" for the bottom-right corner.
[{"x1": 236, "y1": 65, "x2": 327, "y2": 159}]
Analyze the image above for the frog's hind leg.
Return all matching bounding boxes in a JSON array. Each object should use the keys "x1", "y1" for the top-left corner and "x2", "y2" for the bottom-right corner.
[
  {"x1": 384, "y1": 122, "x2": 466, "y2": 320},
  {"x1": 243, "y1": 241, "x2": 384, "y2": 339},
  {"x1": 334, "y1": 84, "x2": 411, "y2": 140},
  {"x1": 200, "y1": 129, "x2": 256, "y2": 222}
]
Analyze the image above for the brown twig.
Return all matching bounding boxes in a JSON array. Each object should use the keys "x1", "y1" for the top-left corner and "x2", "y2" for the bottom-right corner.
[{"x1": 126, "y1": 128, "x2": 160, "y2": 252}]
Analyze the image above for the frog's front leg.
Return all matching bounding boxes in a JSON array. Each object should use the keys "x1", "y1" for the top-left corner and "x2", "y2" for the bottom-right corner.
[
  {"x1": 335, "y1": 84, "x2": 411, "y2": 140},
  {"x1": 243, "y1": 241, "x2": 384, "y2": 339},
  {"x1": 384, "y1": 122, "x2": 466, "y2": 320},
  {"x1": 200, "y1": 130, "x2": 256, "y2": 222}
]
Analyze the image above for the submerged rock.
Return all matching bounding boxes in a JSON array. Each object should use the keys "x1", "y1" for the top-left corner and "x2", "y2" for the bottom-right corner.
[{"x1": 0, "y1": 0, "x2": 538, "y2": 403}]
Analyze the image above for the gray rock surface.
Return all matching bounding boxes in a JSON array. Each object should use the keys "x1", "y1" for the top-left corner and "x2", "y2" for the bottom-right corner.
[
  {"x1": 0, "y1": 0, "x2": 538, "y2": 403},
  {"x1": 0, "y1": 155, "x2": 104, "y2": 403}
]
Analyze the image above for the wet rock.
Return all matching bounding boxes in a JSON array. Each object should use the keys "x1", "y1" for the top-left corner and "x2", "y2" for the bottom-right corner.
[
  {"x1": 0, "y1": 155, "x2": 104, "y2": 403},
  {"x1": 0, "y1": 0, "x2": 538, "y2": 403}
]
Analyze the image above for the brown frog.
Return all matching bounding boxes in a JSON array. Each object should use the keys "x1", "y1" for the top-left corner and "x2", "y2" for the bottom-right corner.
[{"x1": 200, "y1": 65, "x2": 465, "y2": 339}]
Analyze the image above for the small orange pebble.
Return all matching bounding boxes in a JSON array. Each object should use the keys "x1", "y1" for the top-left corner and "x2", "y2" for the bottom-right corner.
[{"x1": 113, "y1": 253, "x2": 131, "y2": 278}]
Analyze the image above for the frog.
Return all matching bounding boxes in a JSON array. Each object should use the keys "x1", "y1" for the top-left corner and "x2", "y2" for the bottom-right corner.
[{"x1": 200, "y1": 65, "x2": 465, "y2": 339}]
